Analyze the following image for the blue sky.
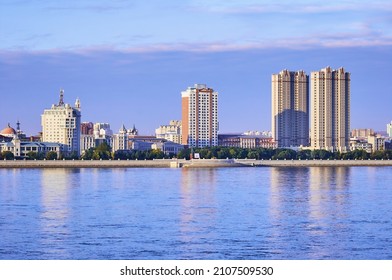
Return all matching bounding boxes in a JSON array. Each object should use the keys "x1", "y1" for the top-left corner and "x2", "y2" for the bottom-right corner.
[{"x1": 1, "y1": 0, "x2": 392, "y2": 135}]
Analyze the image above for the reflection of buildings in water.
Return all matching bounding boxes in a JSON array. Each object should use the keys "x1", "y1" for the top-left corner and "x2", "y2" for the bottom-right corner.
[
  {"x1": 178, "y1": 169, "x2": 217, "y2": 256},
  {"x1": 268, "y1": 167, "x2": 351, "y2": 257},
  {"x1": 40, "y1": 169, "x2": 73, "y2": 256},
  {"x1": 308, "y1": 167, "x2": 351, "y2": 221},
  {"x1": 269, "y1": 167, "x2": 311, "y2": 221}
]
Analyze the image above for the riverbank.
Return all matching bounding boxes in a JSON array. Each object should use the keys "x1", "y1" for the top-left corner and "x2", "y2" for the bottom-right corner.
[{"x1": 1, "y1": 158, "x2": 392, "y2": 168}]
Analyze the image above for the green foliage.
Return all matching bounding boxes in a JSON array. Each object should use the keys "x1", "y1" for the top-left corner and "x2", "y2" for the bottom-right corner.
[
  {"x1": 177, "y1": 148, "x2": 191, "y2": 160},
  {"x1": 81, "y1": 148, "x2": 95, "y2": 160},
  {"x1": 113, "y1": 149, "x2": 170, "y2": 160},
  {"x1": 45, "y1": 151, "x2": 58, "y2": 160},
  {"x1": 297, "y1": 149, "x2": 311, "y2": 160},
  {"x1": 273, "y1": 149, "x2": 297, "y2": 160},
  {"x1": 27, "y1": 151, "x2": 45, "y2": 160},
  {"x1": 1, "y1": 151, "x2": 14, "y2": 160},
  {"x1": 93, "y1": 142, "x2": 112, "y2": 160}
]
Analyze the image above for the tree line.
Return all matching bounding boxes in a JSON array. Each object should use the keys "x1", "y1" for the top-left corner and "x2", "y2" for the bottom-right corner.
[
  {"x1": 177, "y1": 146, "x2": 392, "y2": 160},
  {"x1": 2, "y1": 143, "x2": 392, "y2": 160}
]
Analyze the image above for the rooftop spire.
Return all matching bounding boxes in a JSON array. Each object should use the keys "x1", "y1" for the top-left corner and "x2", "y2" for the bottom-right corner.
[{"x1": 59, "y1": 89, "x2": 64, "y2": 106}]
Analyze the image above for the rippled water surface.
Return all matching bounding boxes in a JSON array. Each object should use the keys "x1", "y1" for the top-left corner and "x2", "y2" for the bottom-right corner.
[{"x1": 1, "y1": 167, "x2": 391, "y2": 259}]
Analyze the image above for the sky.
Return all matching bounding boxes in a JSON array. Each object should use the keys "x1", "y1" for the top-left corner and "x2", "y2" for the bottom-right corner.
[{"x1": 1, "y1": 0, "x2": 392, "y2": 135}]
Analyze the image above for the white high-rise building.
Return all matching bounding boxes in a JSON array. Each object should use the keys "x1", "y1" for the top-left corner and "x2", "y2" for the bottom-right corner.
[
  {"x1": 181, "y1": 84, "x2": 218, "y2": 148},
  {"x1": 271, "y1": 70, "x2": 309, "y2": 147},
  {"x1": 41, "y1": 89, "x2": 81, "y2": 156},
  {"x1": 311, "y1": 67, "x2": 350, "y2": 152}
]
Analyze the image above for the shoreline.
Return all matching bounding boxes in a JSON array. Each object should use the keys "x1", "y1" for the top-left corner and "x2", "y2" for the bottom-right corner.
[{"x1": 1, "y1": 158, "x2": 392, "y2": 168}]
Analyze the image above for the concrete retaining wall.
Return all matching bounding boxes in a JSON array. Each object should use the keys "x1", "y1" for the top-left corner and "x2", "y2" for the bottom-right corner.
[{"x1": 1, "y1": 158, "x2": 392, "y2": 168}]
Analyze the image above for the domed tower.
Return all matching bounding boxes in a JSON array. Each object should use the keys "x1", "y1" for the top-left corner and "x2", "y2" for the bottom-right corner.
[{"x1": 0, "y1": 123, "x2": 17, "y2": 137}]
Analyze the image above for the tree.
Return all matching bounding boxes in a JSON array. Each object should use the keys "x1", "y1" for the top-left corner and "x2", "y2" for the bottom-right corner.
[
  {"x1": 274, "y1": 149, "x2": 297, "y2": 160},
  {"x1": 93, "y1": 142, "x2": 112, "y2": 160},
  {"x1": 81, "y1": 148, "x2": 94, "y2": 160},
  {"x1": 311, "y1": 149, "x2": 333, "y2": 160},
  {"x1": 247, "y1": 150, "x2": 259, "y2": 159},
  {"x1": 297, "y1": 150, "x2": 311, "y2": 160},
  {"x1": 67, "y1": 151, "x2": 79, "y2": 160},
  {"x1": 46, "y1": 151, "x2": 58, "y2": 160},
  {"x1": 27, "y1": 151, "x2": 38, "y2": 160},
  {"x1": 177, "y1": 148, "x2": 191, "y2": 160},
  {"x1": 371, "y1": 150, "x2": 386, "y2": 160},
  {"x1": 2, "y1": 151, "x2": 14, "y2": 160}
]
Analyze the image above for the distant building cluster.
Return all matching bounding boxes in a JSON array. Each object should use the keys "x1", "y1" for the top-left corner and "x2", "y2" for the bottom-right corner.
[{"x1": 1, "y1": 71, "x2": 391, "y2": 159}]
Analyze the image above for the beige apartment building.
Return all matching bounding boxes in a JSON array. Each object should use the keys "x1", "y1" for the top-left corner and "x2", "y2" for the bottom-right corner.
[
  {"x1": 311, "y1": 67, "x2": 350, "y2": 152},
  {"x1": 155, "y1": 120, "x2": 182, "y2": 144},
  {"x1": 41, "y1": 89, "x2": 81, "y2": 156},
  {"x1": 181, "y1": 84, "x2": 218, "y2": 148},
  {"x1": 272, "y1": 70, "x2": 309, "y2": 147}
]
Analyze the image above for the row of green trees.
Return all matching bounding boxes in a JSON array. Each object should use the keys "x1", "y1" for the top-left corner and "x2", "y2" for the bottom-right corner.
[
  {"x1": 1, "y1": 150, "x2": 67, "y2": 160},
  {"x1": 2, "y1": 144, "x2": 392, "y2": 161},
  {"x1": 177, "y1": 147, "x2": 392, "y2": 160}
]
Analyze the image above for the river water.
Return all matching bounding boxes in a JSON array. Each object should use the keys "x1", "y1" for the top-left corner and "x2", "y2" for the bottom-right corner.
[{"x1": 0, "y1": 167, "x2": 391, "y2": 259}]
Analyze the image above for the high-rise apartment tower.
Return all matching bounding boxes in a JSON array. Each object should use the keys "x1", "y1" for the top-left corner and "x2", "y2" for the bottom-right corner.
[
  {"x1": 181, "y1": 84, "x2": 218, "y2": 148},
  {"x1": 41, "y1": 89, "x2": 81, "y2": 155},
  {"x1": 271, "y1": 70, "x2": 309, "y2": 147},
  {"x1": 311, "y1": 67, "x2": 350, "y2": 152}
]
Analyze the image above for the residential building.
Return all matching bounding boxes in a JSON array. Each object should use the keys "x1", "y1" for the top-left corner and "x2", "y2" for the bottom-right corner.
[
  {"x1": 155, "y1": 120, "x2": 182, "y2": 144},
  {"x1": 387, "y1": 121, "x2": 392, "y2": 138},
  {"x1": 181, "y1": 84, "x2": 218, "y2": 148},
  {"x1": 368, "y1": 134, "x2": 385, "y2": 152},
  {"x1": 351, "y1": 128, "x2": 374, "y2": 139},
  {"x1": 81, "y1": 122, "x2": 94, "y2": 135},
  {"x1": 311, "y1": 67, "x2": 350, "y2": 152},
  {"x1": 349, "y1": 138, "x2": 372, "y2": 153},
  {"x1": 41, "y1": 89, "x2": 81, "y2": 156},
  {"x1": 112, "y1": 124, "x2": 140, "y2": 152},
  {"x1": 272, "y1": 70, "x2": 309, "y2": 147},
  {"x1": 80, "y1": 122, "x2": 113, "y2": 154}
]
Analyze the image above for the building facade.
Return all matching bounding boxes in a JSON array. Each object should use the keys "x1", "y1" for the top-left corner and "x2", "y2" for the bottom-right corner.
[
  {"x1": 41, "y1": 89, "x2": 82, "y2": 156},
  {"x1": 112, "y1": 124, "x2": 139, "y2": 152},
  {"x1": 0, "y1": 138, "x2": 63, "y2": 158},
  {"x1": 155, "y1": 120, "x2": 182, "y2": 144},
  {"x1": 218, "y1": 134, "x2": 276, "y2": 149},
  {"x1": 351, "y1": 128, "x2": 374, "y2": 139},
  {"x1": 367, "y1": 134, "x2": 385, "y2": 152},
  {"x1": 80, "y1": 122, "x2": 113, "y2": 155},
  {"x1": 271, "y1": 70, "x2": 309, "y2": 147},
  {"x1": 387, "y1": 121, "x2": 392, "y2": 138},
  {"x1": 181, "y1": 84, "x2": 218, "y2": 148},
  {"x1": 311, "y1": 67, "x2": 350, "y2": 152}
]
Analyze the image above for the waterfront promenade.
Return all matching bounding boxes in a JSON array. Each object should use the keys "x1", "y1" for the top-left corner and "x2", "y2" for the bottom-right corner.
[{"x1": 1, "y1": 158, "x2": 392, "y2": 168}]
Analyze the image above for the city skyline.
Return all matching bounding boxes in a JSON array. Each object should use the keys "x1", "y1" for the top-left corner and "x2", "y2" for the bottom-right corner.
[{"x1": 1, "y1": 1, "x2": 392, "y2": 135}]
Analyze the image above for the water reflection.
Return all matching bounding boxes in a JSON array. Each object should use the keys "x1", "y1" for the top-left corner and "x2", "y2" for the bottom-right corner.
[
  {"x1": 178, "y1": 169, "x2": 218, "y2": 258},
  {"x1": 40, "y1": 169, "x2": 73, "y2": 258},
  {"x1": 269, "y1": 167, "x2": 351, "y2": 258}
]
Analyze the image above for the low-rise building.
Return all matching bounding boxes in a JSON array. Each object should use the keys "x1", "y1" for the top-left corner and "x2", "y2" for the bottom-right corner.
[
  {"x1": 151, "y1": 141, "x2": 184, "y2": 155},
  {"x1": 367, "y1": 134, "x2": 385, "y2": 152},
  {"x1": 218, "y1": 133, "x2": 276, "y2": 149},
  {"x1": 0, "y1": 138, "x2": 63, "y2": 158},
  {"x1": 349, "y1": 138, "x2": 372, "y2": 153}
]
